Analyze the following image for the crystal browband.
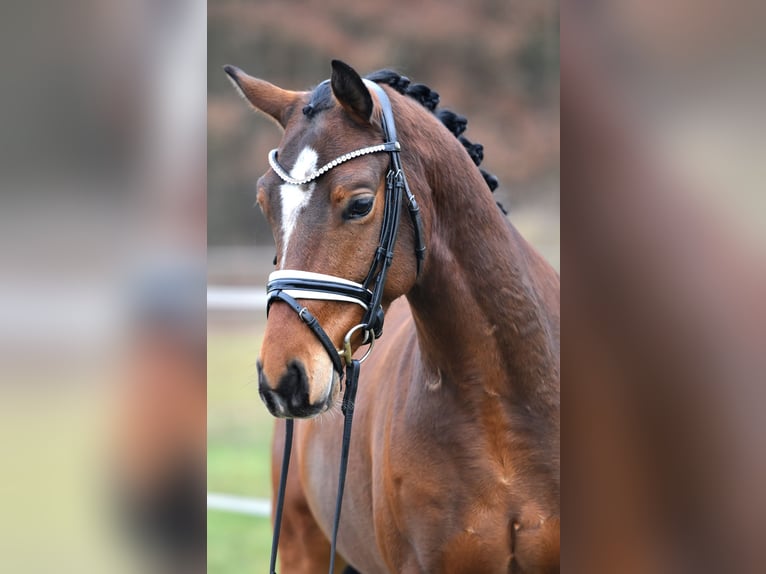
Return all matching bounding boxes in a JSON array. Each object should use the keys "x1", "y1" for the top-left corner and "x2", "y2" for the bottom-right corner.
[{"x1": 268, "y1": 141, "x2": 400, "y2": 186}]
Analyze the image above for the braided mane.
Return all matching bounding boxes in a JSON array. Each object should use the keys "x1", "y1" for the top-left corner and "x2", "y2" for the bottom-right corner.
[
  {"x1": 301, "y1": 69, "x2": 506, "y2": 214},
  {"x1": 365, "y1": 70, "x2": 506, "y2": 214}
]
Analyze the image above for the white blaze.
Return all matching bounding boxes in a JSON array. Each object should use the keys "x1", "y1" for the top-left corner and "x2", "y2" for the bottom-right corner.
[{"x1": 279, "y1": 147, "x2": 318, "y2": 267}]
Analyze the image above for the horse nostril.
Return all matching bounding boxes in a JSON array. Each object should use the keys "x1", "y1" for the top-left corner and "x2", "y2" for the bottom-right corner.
[
  {"x1": 280, "y1": 361, "x2": 301, "y2": 390},
  {"x1": 278, "y1": 360, "x2": 310, "y2": 411},
  {"x1": 257, "y1": 361, "x2": 282, "y2": 414},
  {"x1": 257, "y1": 360, "x2": 314, "y2": 417},
  {"x1": 257, "y1": 361, "x2": 268, "y2": 389},
  {"x1": 259, "y1": 387, "x2": 277, "y2": 413}
]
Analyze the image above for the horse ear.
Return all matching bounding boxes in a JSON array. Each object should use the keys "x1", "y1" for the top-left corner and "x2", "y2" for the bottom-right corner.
[
  {"x1": 224, "y1": 65, "x2": 300, "y2": 129},
  {"x1": 330, "y1": 60, "x2": 373, "y2": 123}
]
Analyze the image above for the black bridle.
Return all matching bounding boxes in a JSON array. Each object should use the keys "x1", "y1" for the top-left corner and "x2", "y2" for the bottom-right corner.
[{"x1": 264, "y1": 80, "x2": 425, "y2": 573}]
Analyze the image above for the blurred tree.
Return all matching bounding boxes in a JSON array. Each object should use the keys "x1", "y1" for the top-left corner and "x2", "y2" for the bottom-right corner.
[{"x1": 208, "y1": 0, "x2": 559, "y2": 247}]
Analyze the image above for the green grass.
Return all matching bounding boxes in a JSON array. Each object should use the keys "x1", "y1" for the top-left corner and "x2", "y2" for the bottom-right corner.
[
  {"x1": 207, "y1": 511, "x2": 273, "y2": 573},
  {"x1": 208, "y1": 327, "x2": 274, "y2": 572}
]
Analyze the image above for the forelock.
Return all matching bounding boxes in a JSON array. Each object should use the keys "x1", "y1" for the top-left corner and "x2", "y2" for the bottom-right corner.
[{"x1": 302, "y1": 80, "x2": 333, "y2": 119}]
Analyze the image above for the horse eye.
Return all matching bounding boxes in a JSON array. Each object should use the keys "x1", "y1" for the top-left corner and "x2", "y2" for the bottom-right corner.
[{"x1": 343, "y1": 196, "x2": 374, "y2": 220}]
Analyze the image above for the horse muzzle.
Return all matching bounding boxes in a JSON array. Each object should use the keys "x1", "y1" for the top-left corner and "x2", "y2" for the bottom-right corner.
[{"x1": 257, "y1": 359, "x2": 336, "y2": 418}]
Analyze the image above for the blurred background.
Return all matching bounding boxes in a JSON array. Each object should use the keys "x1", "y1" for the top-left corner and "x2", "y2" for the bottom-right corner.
[
  {"x1": 563, "y1": 1, "x2": 766, "y2": 572},
  {"x1": 0, "y1": 0, "x2": 205, "y2": 572},
  {"x1": 207, "y1": 1, "x2": 559, "y2": 572}
]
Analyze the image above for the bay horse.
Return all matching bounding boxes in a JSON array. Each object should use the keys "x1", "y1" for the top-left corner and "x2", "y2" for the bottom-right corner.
[{"x1": 225, "y1": 60, "x2": 559, "y2": 573}]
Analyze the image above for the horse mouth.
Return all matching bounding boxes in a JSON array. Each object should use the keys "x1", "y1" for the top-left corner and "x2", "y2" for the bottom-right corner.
[
  {"x1": 257, "y1": 368, "x2": 339, "y2": 419},
  {"x1": 258, "y1": 390, "x2": 329, "y2": 419}
]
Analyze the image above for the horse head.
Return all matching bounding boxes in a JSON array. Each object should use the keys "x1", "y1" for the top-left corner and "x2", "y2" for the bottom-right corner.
[{"x1": 226, "y1": 60, "x2": 426, "y2": 418}]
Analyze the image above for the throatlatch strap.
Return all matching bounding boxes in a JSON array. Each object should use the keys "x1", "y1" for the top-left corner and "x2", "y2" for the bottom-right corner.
[
  {"x1": 328, "y1": 359, "x2": 361, "y2": 573},
  {"x1": 269, "y1": 418, "x2": 293, "y2": 574}
]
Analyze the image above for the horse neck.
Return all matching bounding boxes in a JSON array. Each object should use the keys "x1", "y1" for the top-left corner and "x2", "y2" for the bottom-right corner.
[{"x1": 403, "y1": 127, "x2": 560, "y2": 413}]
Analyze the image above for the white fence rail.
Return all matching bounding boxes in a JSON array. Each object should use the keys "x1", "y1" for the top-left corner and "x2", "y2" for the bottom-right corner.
[
  {"x1": 208, "y1": 288, "x2": 269, "y2": 518},
  {"x1": 207, "y1": 492, "x2": 271, "y2": 517},
  {"x1": 207, "y1": 286, "x2": 267, "y2": 310}
]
